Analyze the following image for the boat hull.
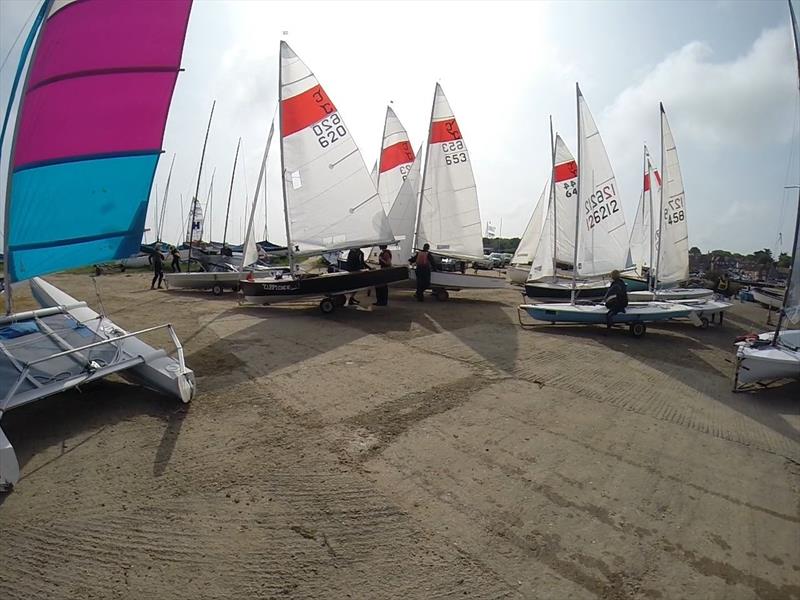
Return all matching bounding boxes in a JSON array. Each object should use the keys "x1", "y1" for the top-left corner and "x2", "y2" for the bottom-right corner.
[
  {"x1": 524, "y1": 280, "x2": 609, "y2": 301},
  {"x1": 751, "y1": 288, "x2": 784, "y2": 310},
  {"x1": 628, "y1": 288, "x2": 714, "y2": 302},
  {"x1": 30, "y1": 277, "x2": 195, "y2": 402},
  {"x1": 408, "y1": 269, "x2": 509, "y2": 291},
  {"x1": 506, "y1": 265, "x2": 530, "y2": 285},
  {"x1": 734, "y1": 330, "x2": 800, "y2": 387},
  {"x1": 520, "y1": 301, "x2": 694, "y2": 324},
  {"x1": 165, "y1": 267, "x2": 289, "y2": 293},
  {"x1": 240, "y1": 266, "x2": 409, "y2": 304}
]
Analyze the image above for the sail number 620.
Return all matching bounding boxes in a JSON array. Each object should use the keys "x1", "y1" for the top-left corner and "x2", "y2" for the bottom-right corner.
[{"x1": 313, "y1": 114, "x2": 347, "y2": 148}]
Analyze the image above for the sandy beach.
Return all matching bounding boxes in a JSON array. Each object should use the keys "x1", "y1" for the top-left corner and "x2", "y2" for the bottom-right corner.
[{"x1": 0, "y1": 271, "x2": 798, "y2": 599}]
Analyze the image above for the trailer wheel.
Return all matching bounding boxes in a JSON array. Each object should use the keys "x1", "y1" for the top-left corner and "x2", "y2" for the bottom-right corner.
[
  {"x1": 700, "y1": 316, "x2": 709, "y2": 329},
  {"x1": 320, "y1": 298, "x2": 336, "y2": 315},
  {"x1": 333, "y1": 294, "x2": 347, "y2": 307},
  {"x1": 434, "y1": 288, "x2": 450, "y2": 302},
  {"x1": 211, "y1": 284, "x2": 224, "y2": 296},
  {"x1": 629, "y1": 322, "x2": 647, "y2": 338}
]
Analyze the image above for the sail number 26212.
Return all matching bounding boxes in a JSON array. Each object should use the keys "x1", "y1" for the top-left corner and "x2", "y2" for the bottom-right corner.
[
  {"x1": 585, "y1": 183, "x2": 619, "y2": 230},
  {"x1": 313, "y1": 114, "x2": 347, "y2": 148}
]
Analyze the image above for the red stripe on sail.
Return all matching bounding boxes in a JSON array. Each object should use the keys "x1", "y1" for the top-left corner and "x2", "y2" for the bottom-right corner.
[
  {"x1": 654, "y1": 169, "x2": 662, "y2": 186},
  {"x1": 554, "y1": 160, "x2": 578, "y2": 182},
  {"x1": 429, "y1": 119, "x2": 462, "y2": 143},
  {"x1": 281, "y1": 85, "x2": 337, "y2": 137},
  {"x1": 644, "y1": 173, "x2": 651, "y2": 192},
  {"x1": 380, "y1": 141, "x2": 415, "y2": 173}
]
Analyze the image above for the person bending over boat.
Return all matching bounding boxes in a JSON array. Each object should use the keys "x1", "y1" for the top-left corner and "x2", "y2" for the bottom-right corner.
[
  {"x1": 170, "y1": 246, "x2": 181, "y2": 272},
  {"x1": 603, "y1": 270, "x2": 628, "y2": 328},
  {"x1": 374, "y1": 245, "x2": 392, "y2": 306},
  {"x1": 151, "y1": 249, "x2": 166, "y2": 289},
  {"x1": 410, "y1": 243, "x2": 435, "y2": 302},
  {"x1": 345, "y1": 247, "x2": 369, "y2": 305}
]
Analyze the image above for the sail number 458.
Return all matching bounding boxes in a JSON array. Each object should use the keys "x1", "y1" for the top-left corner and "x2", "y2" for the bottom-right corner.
[
  {"x1": 313, "y1": 114, "x2": 347, "y2": 148},
  {"x1": 585, "y1": 183, "x2": 619, "y2": 230}
]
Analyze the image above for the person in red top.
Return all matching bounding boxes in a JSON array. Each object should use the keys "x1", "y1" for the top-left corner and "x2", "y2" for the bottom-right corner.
[
  {"x1": 409, "y1": 243, "x2": 434, "y2": 302},
  {"x1": 374, "y1": 245, "x2": 392, "y2": 306}
]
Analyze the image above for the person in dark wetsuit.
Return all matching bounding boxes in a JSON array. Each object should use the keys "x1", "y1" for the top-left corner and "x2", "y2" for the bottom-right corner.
[
  {"x1": 603, "y1": 269, "x2": 628, "y2": 328},
  {"x1": 409, "y1": 243, "x2": 435, "y2": 302},
  {"x1": 374, "y1": 245, "x2": 392, "y2": 306},
  {"x1": 150, "y1": 249, "x2": 165, "y2": 289},
  {"x1": 345, "y1": 247, "x2": 367, "y2": 305},
  {"x1": 170, "y1": 246, "x2": 181, "y2": 272}
]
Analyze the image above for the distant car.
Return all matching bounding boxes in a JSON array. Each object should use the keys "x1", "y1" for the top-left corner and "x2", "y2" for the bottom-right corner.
[
  {"x1": 473, "y1": 255, "x2": 495, "y2": 270},
  {"x1": 501, "y1": 253, "x2": 513, "y2": 266},
  {"x1": 488, "y1": 252, "x2": 505, "y2": 267}
]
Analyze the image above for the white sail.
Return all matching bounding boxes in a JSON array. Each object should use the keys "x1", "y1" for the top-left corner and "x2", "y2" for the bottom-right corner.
[
  {"x1": 386, "y1": 144, "x2": 423, "y2": 265},
  {"x1": 187, "y1": 200, "x2": 204, "y2": 244},
  {"x1": 279, "y1": 42, "x2": 393, "y2": 255},
  {"x1": 242, "y1": 120, "x2": 276, "y2": 269},
  {"x1": 654, "y1": 104, "x2": 689, "y2": 284},
  {"x1": 628, "y1": 146, "x2": 661, "y2": 275},
  {"x1": 377, "y1": 106, "x2": 415, "y2": 214},
  {"x1": 416, "y1": 83, "x2": 484, "y2": 261},
  {"x1": 576, "y1": 87, "x2": 629, "y2": 276},
  {"x1": 512, "y1": 180, "x2": 548, "y2": 265},
  {"x1": 553, "y1": 134, "x2": 579, "y2": 265}
]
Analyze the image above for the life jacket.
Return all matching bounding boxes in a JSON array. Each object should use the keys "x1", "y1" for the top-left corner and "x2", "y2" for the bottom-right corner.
[{"x1": 416, "y1": 251, "x2": 430, "y2": 268}]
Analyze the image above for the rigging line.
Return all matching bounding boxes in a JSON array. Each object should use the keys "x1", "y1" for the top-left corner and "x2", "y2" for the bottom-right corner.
[{"x1": 0, "y1": 0, "x2": 38, "y2": 73}]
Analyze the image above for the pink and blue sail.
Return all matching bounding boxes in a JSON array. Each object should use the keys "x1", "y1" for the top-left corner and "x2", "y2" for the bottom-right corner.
[{"x1": 2, "y1": 0, "x2": 192, "y2": 283}]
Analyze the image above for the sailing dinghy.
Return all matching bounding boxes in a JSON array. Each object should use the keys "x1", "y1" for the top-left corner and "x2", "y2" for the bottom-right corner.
[
  {"x1": 0, "y1": 0, "x2": 195, "y2": 490},
  {"x1": 406, "y1": 83, "x2": 508, "y2": 300},
  {"x1": 734, "y1": 0, "x2": 800, "y2": 390},
  {"x1": 239, "y1": 42, "x2": 408, "y2": 313},
  {"x1": 520, "y1": 86, "x2": 699, "y2": 336},
  {"x1": 507, "y1": 181, "x2": 547, "y2": 285}
]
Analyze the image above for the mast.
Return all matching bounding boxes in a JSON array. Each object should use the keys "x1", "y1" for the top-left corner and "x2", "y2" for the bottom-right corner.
[
  {"x1": 642, "y1": 144, "x2": 652, "y2": 289},
  {"x1": 158, "y1": 154, "x2": 176, "y2": 242},
  {"x1": 203, "y1": 168, "x2": 216, "y2": 242},
  {"x1": 773, "y1": 0, "x2": 800, "y2": 343},
  {"x1": 222, "y1": 137, "x2": 241, "y2": 246},
  {"x1": 188, "y1": 100, "x2": 215, "y2": 267},
  {"x1": 3, "y1": 0, "x2": 52, "y2": 316},
  {"x1": 549, "y1": 115, "x2": 558, "y2": 281},
  {"x1": 278, "y1": 44, "x2": 295, "y2": 275},
  {"x1": 151, "y1": 184, "x2": 159, "y2": 245},
  {"x1": 242, "y1": 121, "x2": 275, "y2": 269},
  {"x1": 375, "y1": 106, "x2": 390, "y2": 203},
  {"x1": 413, "y1": 84, "x2": 438, "y2": 251},
  {"x1": 263, "y1": 161, "x2": 269, "y2": 242},
  {"x1": 653, "y1": 103, "x2": 666, "y2": 294},
  {"x1": 570, "y1": 83, "x2": 582, "y2": 304}
]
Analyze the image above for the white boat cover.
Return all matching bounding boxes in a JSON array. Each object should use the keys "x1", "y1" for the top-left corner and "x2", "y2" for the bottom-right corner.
[{"x1": 416, "y1": 83, "x2": 484, "y2": 261}]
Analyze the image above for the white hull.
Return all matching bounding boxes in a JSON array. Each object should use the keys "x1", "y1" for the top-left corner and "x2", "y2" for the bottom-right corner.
[
  {"x1": 165, "y1": 271, "x2": 244, "y2": 290},
  {"x1": 521, "y1": 301, "x2": 694, "y2": 324},
  {"x1": 506, "y1": 265, "x2": 530, "y2": 285},
  {"x1": 410, "y1": 269, "x2": 509, "y2": 291},
  {"x1": 751, "y1": 288, "x2": 784, "y2": 310},
  {"x1": 30, "y1": 277, "x2": 195, "y2": 402},
  {"x1": 629, "y1": 288, "x2": 714, "y2": 302},
  {"x1": 734, "y1": 330, "x2": 800, "y2": 388}
]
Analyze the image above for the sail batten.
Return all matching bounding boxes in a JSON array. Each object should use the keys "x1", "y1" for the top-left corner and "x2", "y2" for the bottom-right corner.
[{"x1": 4, "y1": 0, "x2": 193, "y2": 284}]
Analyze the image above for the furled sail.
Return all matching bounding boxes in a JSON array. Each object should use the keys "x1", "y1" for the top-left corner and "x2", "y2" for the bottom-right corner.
[
  {"x1": 416, "y1": 83, "x2": 484, "y2": 261},
  {"x1": 279, "y1": 42, "x2": 393, "y2": 255},
  {"x1": 512, "y1": 181, "x2": 547, "y2": 266},
  {"x1": 3, "y1": 0, "x2": 193, "y2": 283},
  {"x1": 377, "y1": 106, "x2": 415, "y2": 213},
  {"x1": 386, "y1": 145, "x2": 423, "y2": 265},
  {"x1": 186, "y1": 200, "x2": 204, "y2": 245},
  {"x1": 575, "y1": 86, "x2": 629, "y2": 276},
  {"x1": 628, "y1": 145, "x2": 661, "y2": 275},
  {"x1": 654, "y1": 104, "x2": 689, "y2": 285}
]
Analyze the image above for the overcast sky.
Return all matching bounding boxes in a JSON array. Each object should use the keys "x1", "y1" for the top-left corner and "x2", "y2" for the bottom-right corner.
[{"x1": 1, "y1": 0, "x2": 799, "y2": 255}]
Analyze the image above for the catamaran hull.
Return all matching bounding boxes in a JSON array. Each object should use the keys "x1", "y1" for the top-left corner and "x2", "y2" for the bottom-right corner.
[
  {"x1": 30, "y1": 277, "x2": 195, "y2": 402},
  {"x1": 734, "y1": 330, "x2": 800, "y2": 388},
  {"x1": 240, "y1": 266, "x2": 409, "y2": 305},
  {"x1": 751, "y1": 288, "x2": 784, "y2": 310}
]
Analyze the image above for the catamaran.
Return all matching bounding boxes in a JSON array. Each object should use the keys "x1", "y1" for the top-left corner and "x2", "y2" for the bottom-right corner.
[
  {"x1": 520, "y1": 85, "x2": 699, "y2": 336},
  {"x1": 0, "y1": 0, "x2": 196, "y2": 490},
  {"x1": 734, "y1": 0, "x2": 800, "y2": 389},
  {"x1": 406, "y1": 83, "x2": 508, "y2": 300},
  {"x1": 239, "y1": 42, "x2": 408, "y2": 313}
]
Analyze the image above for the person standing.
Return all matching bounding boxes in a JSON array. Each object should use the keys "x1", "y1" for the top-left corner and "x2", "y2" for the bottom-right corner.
[
  {"x1": 409, "y1": 243, "x2": 434, "y2": 302},
  {"x1": 345, "y1": 247, "x2": 367, "y2": 305},
  {"x1": 603, "y1": 270, "x2": 628, "y2": 328},
  {"x1": 170, "y1": 246, "x2": 181, "y2": 273},
  {"x1": 374, "y1": 245, "x2": 392, "y2": 306},
  {"x1": 151, "y1": 248, "x2": 165, "y2": 289}
]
